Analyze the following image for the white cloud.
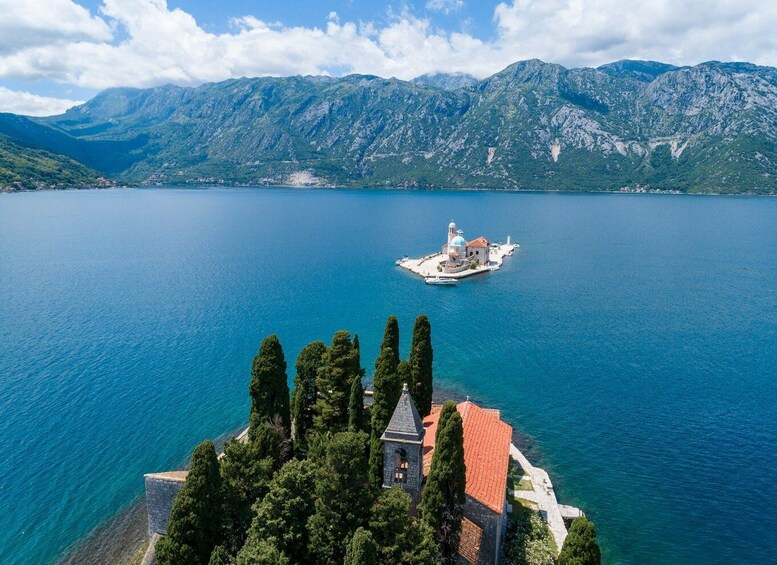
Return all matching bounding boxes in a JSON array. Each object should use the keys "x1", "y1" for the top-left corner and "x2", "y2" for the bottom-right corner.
[
  {"x1": 0, "y1": 0, "x2": 776, "y2": 103},
  {"x1": 0, "y1": 87, "x2": 82, "y2": 116},
  {"x1": 426, "y1": 0, "x2": 465, "y2": 14},
  {"x1": 0, "y1": 0, "x2": 111, "y2": 54},
  {"x1": 492, "y1": 0, "x2": 777, "y2": 69}
]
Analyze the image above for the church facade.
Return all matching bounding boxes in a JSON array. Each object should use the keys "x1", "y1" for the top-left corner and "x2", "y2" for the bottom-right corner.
[
  {"x1": 381, "y1": 387, "x2": 512, "y2": 565},
  {"x1": 441, "y1": 221, "x2": 491, "y2": 273}
]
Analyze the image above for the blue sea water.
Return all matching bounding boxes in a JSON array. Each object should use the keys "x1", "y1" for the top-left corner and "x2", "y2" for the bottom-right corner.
[{"x1": 1, "y1": 188, "x2": 776, "y2": 564}]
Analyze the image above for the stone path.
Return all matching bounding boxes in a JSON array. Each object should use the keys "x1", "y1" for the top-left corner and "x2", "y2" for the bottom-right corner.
[{"x1": 509, "y1": 443, "x2": 574, "y2": 551}]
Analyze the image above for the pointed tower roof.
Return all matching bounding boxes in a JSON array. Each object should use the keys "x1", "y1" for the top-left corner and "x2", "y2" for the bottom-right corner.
[{"x1": 381, "y1": 383, "x2": 425, "y2": 445}]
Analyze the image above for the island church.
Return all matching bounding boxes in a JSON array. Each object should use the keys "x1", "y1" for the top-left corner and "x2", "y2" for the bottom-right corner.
[
  {"x1": 381, "y1": 384, "x2": 512, "y2": 565},
  {"x1": 441, "y1": 221, "x2": 491, "y2": 273}
]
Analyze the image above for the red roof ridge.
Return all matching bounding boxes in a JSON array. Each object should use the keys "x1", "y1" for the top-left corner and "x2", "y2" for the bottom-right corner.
[
  {"x1": 466, "y1": 236, "x2": 489, "y2": 248},
  {"x1": 422, "y1": 399, "x2": 512, "y2": 514}
]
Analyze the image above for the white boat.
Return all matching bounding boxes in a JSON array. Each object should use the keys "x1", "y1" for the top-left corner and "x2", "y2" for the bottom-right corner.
[
  {"x1": 424, "y1": 276, "x2": 458, "y2": 285},
  {"x1": 395, "y1": 256, "x2": 409, "y2": 265}
]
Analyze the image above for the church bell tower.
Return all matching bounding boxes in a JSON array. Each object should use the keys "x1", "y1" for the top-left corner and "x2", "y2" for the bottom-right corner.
[
  {"x1": 381, "y1": 383, "x2": 425, "y2": 505},
  {"x1": 448, "y1": 220, "x2": 457, "y2": 246}
]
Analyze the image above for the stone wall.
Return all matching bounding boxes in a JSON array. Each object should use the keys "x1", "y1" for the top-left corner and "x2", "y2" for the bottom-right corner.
[
  {"x1": 382, "y1": 439, "x2": 423, "y2": 505},
  {"x1": 462, "y1": 495, "x2": 505, "y2": 565},
  {"x1": 144, "y1": 473, "x2": 187, "y2": 536}
]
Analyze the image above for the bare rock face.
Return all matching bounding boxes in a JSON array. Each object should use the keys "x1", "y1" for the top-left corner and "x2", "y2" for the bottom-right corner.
[{"x1": 1, "y1": 60, "x2": 776, "y2": 193}]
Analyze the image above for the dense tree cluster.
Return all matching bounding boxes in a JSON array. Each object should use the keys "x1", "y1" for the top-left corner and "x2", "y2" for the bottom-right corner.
[
  {"x1": 154, "y1": 314, "x2": 594, "y2": 565},
  {"x1": 156, "y1": 316, "x2": 440, "y2": 564}
]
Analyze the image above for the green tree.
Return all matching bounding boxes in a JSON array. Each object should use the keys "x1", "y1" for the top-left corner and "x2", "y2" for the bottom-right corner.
[
  {"x1": 409, "y1": 315, "x2": 433, "y2": 417},
  {"x1": 290, "y1": 341, "x2": 327, "y2": 456},
  {"x1": 208, "y1": 546, "x2": 236, "y2": 565},
  {"x1": 219, "y1": 438, "x2": 275, "y2": 552},
  {"x1": 368, "y1": 346, "x2": 401, "y2": 488},
  {"x1": 253, "y1": 417, "x2": 292, "y2": 470},
  {"x1": 344, "y1": 528, "x2": 378, "y2": 565},
  {"x1": 504, "y1": 509, "x2": 555, "y2": 565},
  {"x1": 353, "y1": 333, "x2": 366, "y2": 378},
  {"x1": 236, "y1": 538, "x2": 290, "y2": 565},
  {"x1": 308, "y1": 431, "x2": 373, "y2": 564},
  {"x1": 348, "y1": 373, "x2": 367, "y2": 432},
  {"x1": 369, "y1": 486, "x2": 439, "y2": 564},
  {"x1": 239, "y1": 459, "x2": 315, "y2": 564},
  {"x1": 397, "y1": 359, "x2": 411, "y2": 390},
  {"x1": 558, "y1": 517, "x2": 601, "y2": 565},
  {"x1": 156, "y1": 440, "x2": 224, "y2": 565},
  {"x1": 314, "y1": 330, "x2": 359, "y2": 432},
  {"x1": 419, "y1": 401, "x2": 466, "y2": 565},
  {"x1": 380, "y1": 315, "x2": 401, "y2": 366},
  {"x1": 249, "y1": 335, "x2": 290, "y2": 440}
]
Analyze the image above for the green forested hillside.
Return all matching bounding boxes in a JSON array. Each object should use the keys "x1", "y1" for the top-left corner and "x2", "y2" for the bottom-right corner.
[
  {"x1": 1, "y1": 59, "x2": 776, "y2": 193},
  {"x1": 0, "y1": 136, "x2": 108, "y2": 191}
]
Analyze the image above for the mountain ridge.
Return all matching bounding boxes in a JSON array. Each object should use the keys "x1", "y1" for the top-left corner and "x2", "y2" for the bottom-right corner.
[{"x1": 1, "y1": 58, "x2": 775, "y2": 193}]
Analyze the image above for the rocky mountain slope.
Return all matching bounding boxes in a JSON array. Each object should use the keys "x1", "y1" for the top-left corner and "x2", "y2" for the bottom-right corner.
[{"x1": 1, "y1": 59, "x2": 775, "y2": 193}]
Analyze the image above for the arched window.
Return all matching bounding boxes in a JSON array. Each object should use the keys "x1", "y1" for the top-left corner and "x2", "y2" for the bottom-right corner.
[{"x1": 394, "y1": 448, "x2": 408, "y2": 484}]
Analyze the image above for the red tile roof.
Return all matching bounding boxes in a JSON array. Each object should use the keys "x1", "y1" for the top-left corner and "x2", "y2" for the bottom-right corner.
[
  {"x1": 458, "y1": 517, "x2": 483, "y2": 564},
  {"x1": 423, "y1": 400, "x2": 512, "y2": 514},
  {"x1": 467, "y1": 237, "x2": 489, "y2": 248}
]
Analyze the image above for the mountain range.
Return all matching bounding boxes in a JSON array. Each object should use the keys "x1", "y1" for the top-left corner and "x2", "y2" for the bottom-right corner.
[{"x1": 1, "y1": 59, "x2": 775, "y2": 193}]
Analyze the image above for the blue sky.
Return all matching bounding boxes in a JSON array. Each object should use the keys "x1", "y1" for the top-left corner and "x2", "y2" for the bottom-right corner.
[{"x1": 1, "y1": 0, "x2": 776, "y2": 116}]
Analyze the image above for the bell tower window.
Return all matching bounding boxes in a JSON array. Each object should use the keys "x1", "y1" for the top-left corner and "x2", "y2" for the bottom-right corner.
[{"x1": 394, "y1": 448, "x2": 408, "y2": 484}]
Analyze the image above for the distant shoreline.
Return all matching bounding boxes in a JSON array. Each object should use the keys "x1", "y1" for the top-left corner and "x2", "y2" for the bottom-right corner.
[{"x1": 3, "y1": 183, "x2": 776, "y2": 197}]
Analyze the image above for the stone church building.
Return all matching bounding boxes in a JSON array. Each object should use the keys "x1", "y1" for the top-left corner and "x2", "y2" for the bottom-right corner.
[{"x1": 381, "y1": 385, "x2": 513, "y2": 565}]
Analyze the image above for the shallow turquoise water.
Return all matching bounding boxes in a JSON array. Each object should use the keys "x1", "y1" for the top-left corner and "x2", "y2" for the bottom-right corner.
[{"x1": 1, "y1": 188, "x2": 776, "y2": 564}]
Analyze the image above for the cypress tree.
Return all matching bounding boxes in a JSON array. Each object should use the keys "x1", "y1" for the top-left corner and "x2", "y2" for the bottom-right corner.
[
  {"x1": 558, "y1": 517, "x2": 601, "y2": 565},
  {"x1": 344, "y1": 528, "x2": 377, "y2": 565},
  {"x1": 353, "y1": 333, "x2": 366, "y2": 378},
  {"x1": 248, "y1": 335, "x2": 290, "y2": 441},
  {"x1": 369, "y1": 486, "x2": 439, "y2": 564},
  {"x1": 397, "y1": 360, "x2": 411, "y2": 391},
  {"x1": 368, "y1": 346, "x2": 401, "y2": 488},
  {"x1": 379, "y1": 315, "x2": 400, "y2": 366},
  {"x1": 239, "y1": 459, "x2": 316, "y2": 564},
  {"x1": 156, "y1": 440, "x2": 224, "y2": 565},
  {"x1": 314, "y1": 330, "x2": 358, "y2": 432},
  {"x1": 219, "y1": 438, "x2": 275, "y2": 553},
  {"x1": 409, "y1": 315, "x2": 433, "y2": 417},
  {"x1": 419, "y1": 401, "x2": 466, "y2": 564},
  {"x1": 308, "y1": 431, "x2": 373, "y2": 564},
  {"x1": 290, "y1": 341, "x2": 327, "y2": 456},
  {"x1": 348, "y1": 373, "x2": 366, "y2": 433}
]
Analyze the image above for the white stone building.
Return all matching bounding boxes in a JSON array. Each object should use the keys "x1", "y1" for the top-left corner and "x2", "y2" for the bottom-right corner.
[{"x1": 441, "y1": 221, "x2": 490, "y2": 272}]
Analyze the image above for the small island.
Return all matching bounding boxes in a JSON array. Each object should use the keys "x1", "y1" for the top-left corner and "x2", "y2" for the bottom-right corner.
[
  {"x1": 139, "y1": 316, "x2": 599, "y2": 565},
  {"x1": 397, "y1": 221, "x2": 518, "y2": 284}
]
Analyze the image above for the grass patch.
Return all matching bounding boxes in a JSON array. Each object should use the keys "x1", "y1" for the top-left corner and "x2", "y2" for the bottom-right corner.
[{"x1": 511, "y1": 476, "x2": 534, "y2": 492}]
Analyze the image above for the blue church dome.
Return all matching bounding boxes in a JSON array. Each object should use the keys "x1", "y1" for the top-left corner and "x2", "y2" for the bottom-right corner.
[{"x1": 450, "y1": 235, "x2": 466, "y2": 248}]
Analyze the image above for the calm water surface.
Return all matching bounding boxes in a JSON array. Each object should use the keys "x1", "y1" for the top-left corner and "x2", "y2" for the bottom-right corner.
[{"x1": 1, "y1": 188, "x2": 776, "y2": 564}]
